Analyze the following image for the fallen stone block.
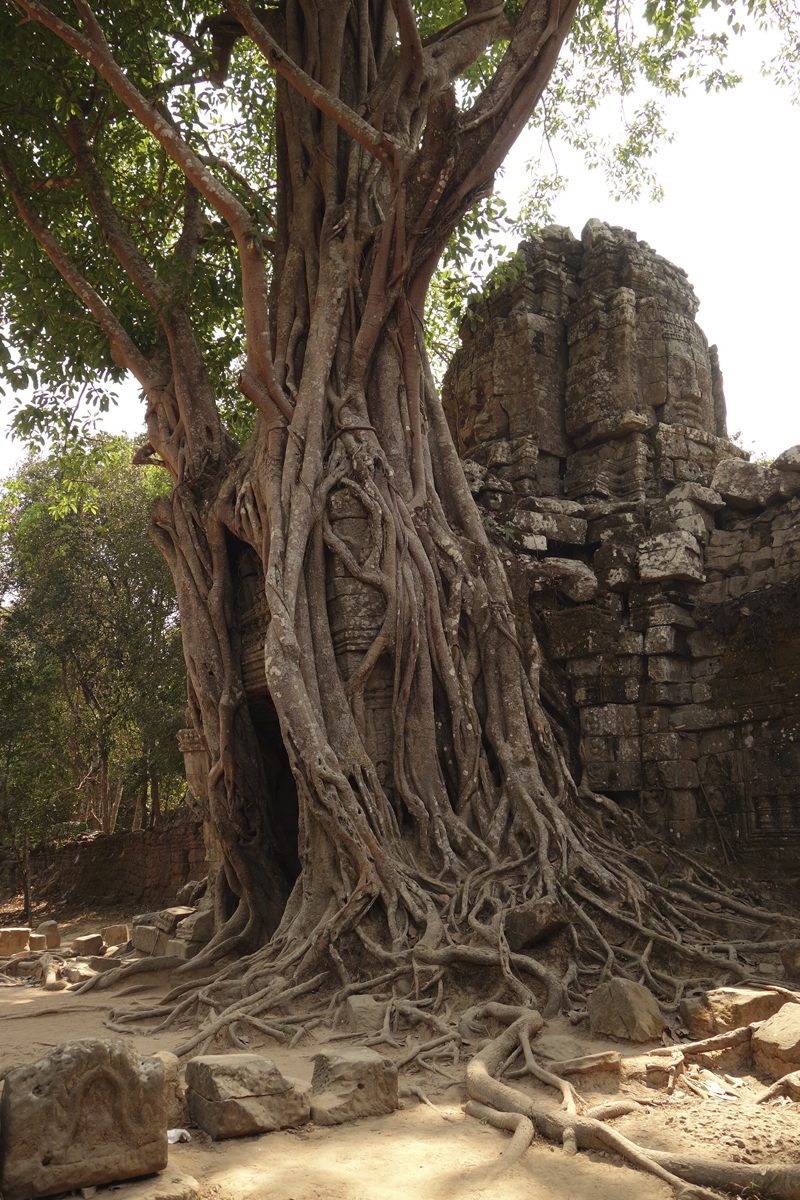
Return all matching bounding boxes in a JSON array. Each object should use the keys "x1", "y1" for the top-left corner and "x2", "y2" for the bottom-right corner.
[
  {"x1": 132, "y1": 925, "x2": 169, "y2": 955},
  {"x1": 71, "y1": 933, "x2": 104, "y2": 956},
  {"x1": 504, "y1": 896, "x2": 569, "y2": 952},
  {"x1": 102, "y1": 924, "x2": 130, "y2": 946},
  {"x1": 36, "y1": 920, "x2": 61, "y2": 949},
  {"x1": 176, "y1": 880, "x2": 202, "y2": 905},
  {"x1": 0, "y1": 928, "x2": 31, "y2": 955},
  {"x1": 28, "y1": 933, "x2": 47, "y2": 953},
  {"x1": 0, "y1": 1038, "x2": 167, "y2": 1200},
  {"x1": 752, "y1": 1004, "x2": 800, "y2": 1079},
  {"x1": 88, "y1": 955, "x2": 121, "y2": 973},
  {"x1": 780, "y1": 941, "x2": 800, "y2": 982},
  {"x1": 774, "y1": 445, "x2": 800, "y2": 473},
  {"x1": 310, "y1": 1046, "x2": 399, "y2": 1126},
  {"x1": 587, "y1": 979, "x2": 665, "y2": 1043},
  {"x1": 154, "y1": 907, "x2": 196, "y2": 935},
  {"x1": 153, "y1": 1051, "x2": 186, "y2": 1128},
  {"x1": 346, "y1": 995, "x2": 388, "y2": 1033},
  {"x1": 186, "y1": 1054, "x2": 309, "y2": 1139},
  {"x1": 680, "y1": 987, "x2": 789, "y2": 1038},
  {"x1": 165, "y1": 938, "x2": 200, "y2": 961},
  {"x1": 63, "y1": 963, "x2": 99, "y2": 984},
  {"x1": 174, "y1": 908, "x2": 214, "y2": 944}
]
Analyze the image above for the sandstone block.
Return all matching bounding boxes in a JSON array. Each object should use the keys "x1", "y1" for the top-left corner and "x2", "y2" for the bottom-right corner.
[
  {"x1": 0, "y1": 927, "x2": 31, "y2": 954},
  {"x1": 680, "y1": 987, "x2": 789, "y2": 1037},
  {"x1": 773, "y1": 445, "x2": 800, "y2": 473},
  {"x1": 71, "y1": 933, "x2": 104, "y2": 956},
  {"x1": 752, "y1": 1004, "x2": 800, "y2": 1079},
  {"x1": 102, "y1": 924, "x2": 130, "y2": 946},
  {"x1": 531, "y1": 557, "x2": 598, "y2": 602},
  {"x1": 154, "y1": 907, "x2": 196, "y2": 935},
  {"x1": 504, "y1": 896, "x2": 569, "y2": 951},
  {"x1": 185, "y1": 1054, "x2": 309, "y2": 1139},
  {"x1": 780, "y1": 941, "x2": 800, "y2": 982},
  {"x1": 153, "y1": 1051, "x2": 186, "y2": 1128},
  {"x1": 638, "y1": 531, "x2": 705, "y2": 584},
  {"x1": 346, "y1": 995, "x2": 388, "y2": 1033},
  {"x1": 63, "y1": 963, "x2": 99, "y2": 984},
  {"x1": 175, "y1": 908, "x2": 214, "y2": 943},
  {"x1": 175, "y1": 880, "x2": 202, "y2": 905},
  {"x1": 712, "y1": 458, "x2": 800, "y2": 509},
  {"x1": 88, "y1": 955, "x2": 120, "y2": 973},
  {"x1": 132, "y1": 925, "x2": 169, "y2": 955},
  {"x1": 310, "y1": 1047, "x2": 399, "y2": 1126},
  {"x1": 36, "y1": 921, "x2": 61, "y2": 949},
  {"x1": 165, "y1": 939, "x2": 200, "y2": 961},
  {"x1": 0, "y1": 1039, "x2": 167, "y2": 1200},
  {"x1": 587, "y1": 979, "x2": 665, "y2": 1043},
  {"x1": 28, "y1": 934, "x2": 47, "y2": 952}
]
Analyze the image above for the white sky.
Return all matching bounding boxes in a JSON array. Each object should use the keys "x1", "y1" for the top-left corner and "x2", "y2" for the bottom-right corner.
[{"x1": 1, "y1": 20, "x2": 798, "y2": 477}]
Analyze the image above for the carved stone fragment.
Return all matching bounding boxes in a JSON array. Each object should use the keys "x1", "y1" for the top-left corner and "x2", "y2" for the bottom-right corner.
[{"x1": 0, "y1": 1039, "x2": 167, "y2": 1200}]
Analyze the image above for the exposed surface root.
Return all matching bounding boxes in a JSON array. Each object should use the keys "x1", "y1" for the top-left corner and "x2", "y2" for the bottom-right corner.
[{"x1": 463, "y1": 1005, "x2": 800, "y2": 1199}]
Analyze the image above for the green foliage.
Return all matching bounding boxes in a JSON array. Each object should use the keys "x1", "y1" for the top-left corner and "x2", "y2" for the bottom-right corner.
[
  {"x1": 0, "y1": 437, "x2": 186, "y2": 853},
  {"x1": 0, "y1": 0, "x2": 797, "y2": 433}
]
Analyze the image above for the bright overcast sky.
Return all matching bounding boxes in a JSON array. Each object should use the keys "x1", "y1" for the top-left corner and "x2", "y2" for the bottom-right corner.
[{"x1": 1, "y1": 19, "x2": 798, "y2": 479}]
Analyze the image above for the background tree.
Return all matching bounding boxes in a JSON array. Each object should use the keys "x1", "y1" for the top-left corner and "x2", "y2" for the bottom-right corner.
[
  {"x1": 0, "y1": 0, "x2": 797, "y2": 988},
  {"x1": 0, "y1": 438, "x2": 186, "y2": 871}
]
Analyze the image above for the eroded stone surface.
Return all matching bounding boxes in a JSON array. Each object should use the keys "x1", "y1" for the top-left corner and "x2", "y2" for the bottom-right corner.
[
  {"x1": 346, "y1": 995, "x2": 388, "y2": 1033},
  {"x1": 36, "y1": 920, "x2": 60, "y2": 949},
  {"x1": 752, "y1": 1005, "x2": 800, "y2": 1079},
  {"x1": 0, "y1": 1039, "x2": 166, "y2": 1200},
  {"x1": 504, "y1": 896, "x2": 569, "y2": 952},
  {"x1": 587, "y1": 979, "x2": 665, "y2": 1043},
  {"x1": 185, "y1": 1054, "x2": 309, "y2": 1139},
  {"x1": 71, "y1": 933, "x2": 104, "y2": 956},
  {"x1": 310, "y1": 1047, "x2": 399, "y2": 1126},
  {"x1": 0, "y1": 928, "x2": 30, "y2": 954},
  {"x1": 680, "y1": 987, "x2": 789, "y2": 1037},
  {"x1": 102, "y1": 924, "x2": 130, "y2": 946}
]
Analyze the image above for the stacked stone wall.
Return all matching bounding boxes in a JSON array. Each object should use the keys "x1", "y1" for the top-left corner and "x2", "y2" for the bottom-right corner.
[{"x1": 0, "y1": 810, "x2": 206, "y2": 910}]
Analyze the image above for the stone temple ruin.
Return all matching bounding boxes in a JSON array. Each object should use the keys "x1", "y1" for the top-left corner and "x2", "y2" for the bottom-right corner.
[{"x1": 442, "y1": 218, "x2": 800, "y2": 856}]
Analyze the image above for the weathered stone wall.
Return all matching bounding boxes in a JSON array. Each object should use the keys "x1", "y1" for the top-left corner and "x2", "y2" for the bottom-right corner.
[
  {"x1": 0, "y1": 810, "x2": 207, "y2": 910},
  {"x1": 443, "y1": 219, "x2": 800, "y2": 857}
]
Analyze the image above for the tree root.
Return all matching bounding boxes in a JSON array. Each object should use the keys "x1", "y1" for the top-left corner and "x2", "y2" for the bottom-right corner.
[
  {"x1": 756, "y1": 1071, "x2": 800, "y2": 1104},
  {"x1": 463, "y1": 1005, "x2": 800, "y2": 1199}
]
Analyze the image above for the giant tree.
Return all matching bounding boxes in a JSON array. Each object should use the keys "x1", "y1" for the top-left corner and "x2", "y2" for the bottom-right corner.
[{"x1": 2, "y1": 0, "x2": 798, "y2": 1003}]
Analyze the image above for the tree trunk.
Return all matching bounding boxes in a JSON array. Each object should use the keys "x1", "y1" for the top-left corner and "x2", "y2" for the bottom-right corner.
[
  {"x1": 13, "y1": 0, "x2": 707, "y2": 999},
  {"x1": 132, "y1": 791, "x2": 145, "y2": 832},
  {"x1": 148, "y1": 769, "x2": 161, "y2": 829},
  {"x1": 100, "y1": 755, "x2": 111, "y2": 836}
]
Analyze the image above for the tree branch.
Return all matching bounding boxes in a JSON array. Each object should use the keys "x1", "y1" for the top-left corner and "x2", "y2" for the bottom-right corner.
[
  {"x1": 0, "y1": 155, "x2": 152, "y2": 387},
  {"x1": 66, "y1": 114, "x2": 168, "y2": 313},
  {"x1": 222, "y1": 0, "x2": 403, "y2": 171},
  {"x1": 16, "y1": 0, "x2": 290, "y2": 422}
]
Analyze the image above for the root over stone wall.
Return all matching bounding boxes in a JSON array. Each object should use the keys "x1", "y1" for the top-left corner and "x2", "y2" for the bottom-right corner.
[{"x1": 442, "y1": 219, "x2": 800, "y2": 862}]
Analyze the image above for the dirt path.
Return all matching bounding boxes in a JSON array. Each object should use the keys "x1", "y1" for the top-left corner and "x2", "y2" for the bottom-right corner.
[{"x1": 4, "y1": 959, "x2": 800, "y2": 1200}]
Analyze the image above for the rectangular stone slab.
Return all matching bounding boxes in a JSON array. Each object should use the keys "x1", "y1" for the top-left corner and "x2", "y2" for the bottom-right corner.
[{"x1": 0, "y1": 1038, "x2": 167, "y2": 1200}]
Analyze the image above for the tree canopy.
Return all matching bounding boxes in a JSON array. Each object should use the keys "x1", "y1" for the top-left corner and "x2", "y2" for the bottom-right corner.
[
  {"x1": 0, "y1": 438, "x2": 187, "y2": 877},
  {"x1": 1, "y1": 0, "x2": 796, "y2": 442}
]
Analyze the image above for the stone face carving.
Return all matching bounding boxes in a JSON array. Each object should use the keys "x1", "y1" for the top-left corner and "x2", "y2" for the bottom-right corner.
[
  {"x1": 443, "y1": 219, "x2": 800, "y2": 855},
  {"x1": 0, "y1": 1039, "x2": 167, "y2": 1200}
]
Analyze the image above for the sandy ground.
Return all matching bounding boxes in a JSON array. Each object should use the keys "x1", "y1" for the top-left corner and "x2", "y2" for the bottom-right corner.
[{"x1": 4, "y1": 946, "x2": 800, "y2": 1200}]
